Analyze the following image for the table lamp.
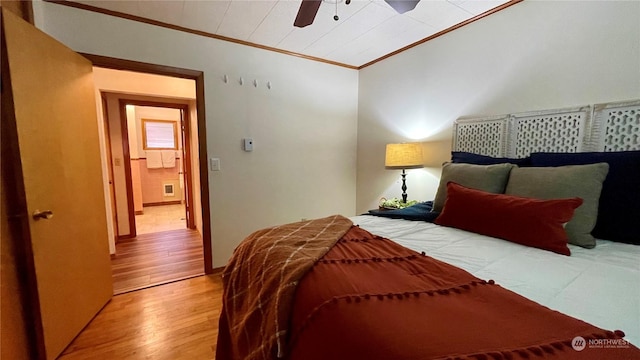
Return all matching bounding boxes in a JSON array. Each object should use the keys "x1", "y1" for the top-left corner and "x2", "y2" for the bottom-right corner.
[{"x1": 385, "y1": 143, "x2": 424, "y2": 203}]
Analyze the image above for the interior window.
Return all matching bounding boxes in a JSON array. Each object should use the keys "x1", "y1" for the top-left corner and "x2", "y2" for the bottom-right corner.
[{"x1": 142, "y1": 119, "x2": 178, "y2": 150}]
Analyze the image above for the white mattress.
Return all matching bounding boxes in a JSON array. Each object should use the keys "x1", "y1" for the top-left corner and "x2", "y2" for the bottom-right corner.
[{"x1": 351, "y1": 215, "x2": 640, "y2": 346}]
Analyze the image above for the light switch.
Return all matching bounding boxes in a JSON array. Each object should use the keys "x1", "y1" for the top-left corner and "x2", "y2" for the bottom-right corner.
[{"x1": 210, "y1": 158, "x2": 220, "y2": 171}]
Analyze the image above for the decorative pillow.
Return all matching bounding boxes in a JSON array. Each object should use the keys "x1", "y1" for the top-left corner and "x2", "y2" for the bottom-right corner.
[
  {"x1": 505, "y1": 163, "x2": 609, "y2": 248},
  {"x1": 530, "y1": 151, "x2": 640, "y2": 245},
  {"x1": 451, "y1": 151, "x2": 531, "y2": 166},
  {"x1": 435, "y1": 182, "x2": 582, "y2": 255},
  {"x1": 432, "y1": 162, "x2": 515, "y2": 212}
]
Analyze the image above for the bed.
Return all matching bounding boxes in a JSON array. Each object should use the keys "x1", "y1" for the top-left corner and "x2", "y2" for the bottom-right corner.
[
  {"x1": 216, "y1": 100, "x2": 640, "y2": 359},
  {"x1": 352, "y1": 215, "x2": 640, "y2": 346}
]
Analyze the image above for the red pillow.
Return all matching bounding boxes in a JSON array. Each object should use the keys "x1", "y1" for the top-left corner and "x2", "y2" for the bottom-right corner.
[{"x1": 434, "y1": 182, "x2": 583, "y2": 255}]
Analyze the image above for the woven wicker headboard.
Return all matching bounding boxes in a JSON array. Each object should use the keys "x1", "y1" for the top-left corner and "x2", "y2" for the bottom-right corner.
[{"x1": 452, "y1": 99, "x2": 640, "y2": 157}]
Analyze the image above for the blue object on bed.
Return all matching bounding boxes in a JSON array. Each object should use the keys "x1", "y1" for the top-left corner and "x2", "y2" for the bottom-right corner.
[
  {"x1": 451, "y1": 151, "x2": 531, "y2": 166},
  {"x1": 530, "y1": 151, "x2": 640, "y2": 245},
  {"x1": 367, "y1": 201, "x2": 439, "y2": 222}
]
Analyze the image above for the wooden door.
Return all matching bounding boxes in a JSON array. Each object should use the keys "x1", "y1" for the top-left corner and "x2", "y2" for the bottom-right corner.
[{"x1": 2, "y1": 9, "x2": 113, "y2": 360}]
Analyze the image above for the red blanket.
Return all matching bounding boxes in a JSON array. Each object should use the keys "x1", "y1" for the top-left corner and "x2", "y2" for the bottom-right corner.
[
  {"x1": 217, "y1": 216, "x2": 640, "y2": 360},
  {"x1": 289, "y1": 225, "x2": 639, "y2": 359}
]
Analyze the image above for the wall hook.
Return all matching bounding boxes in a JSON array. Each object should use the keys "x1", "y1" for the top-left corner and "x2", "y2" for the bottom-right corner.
[
  {"x1": 267, "y1": 81, "x2": 272, "y2": 90},
  {"x1": 239, "y1": 77, "x2": 244, "y2": 85},
  {"x1": 223, "y1": 74, "x2": 228, "y2": 83},
  {"x1": 253, "y1": 79, "x2": 258, "y2": 88}
]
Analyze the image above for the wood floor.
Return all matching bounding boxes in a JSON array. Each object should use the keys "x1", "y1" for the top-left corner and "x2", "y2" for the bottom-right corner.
[
  {"x1": 111, "y1": 228, "x2": 204, "y2": 295},
  {"x1": 58, "y1": 274, "x2": 222, "y2": 360},
  {"x1": 58, "y1": 229, "x2": 216, "y2": 359}
]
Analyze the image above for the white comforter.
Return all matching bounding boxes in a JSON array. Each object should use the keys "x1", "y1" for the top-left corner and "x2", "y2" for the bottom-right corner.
[{"x1": 351, "y1": 215, "x2": 640, "y2": 346}]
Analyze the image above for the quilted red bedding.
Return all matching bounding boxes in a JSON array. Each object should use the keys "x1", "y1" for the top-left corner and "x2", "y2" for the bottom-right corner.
[{"x1": 216, "y1": 215, "x2": 640, "y2": 360}]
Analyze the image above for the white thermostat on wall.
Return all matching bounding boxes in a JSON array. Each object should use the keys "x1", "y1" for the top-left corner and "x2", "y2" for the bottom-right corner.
[{"x1": 243, "y1": 138, "x2": 253, "y2": 152}]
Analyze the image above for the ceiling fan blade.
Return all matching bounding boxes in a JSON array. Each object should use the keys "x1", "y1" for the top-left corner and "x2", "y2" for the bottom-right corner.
[
  {"x1": 294, "y1": 0, "x2": 322, "y2": 28},
  {"x1": 384, "y1": 0, "x2": 420, "y2": 14}
]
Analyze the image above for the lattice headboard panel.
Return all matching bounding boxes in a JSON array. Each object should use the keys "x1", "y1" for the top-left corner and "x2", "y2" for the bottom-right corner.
[
  {"x1": 452, "y1": 116, "x2": 508, "y2": 157},
  {"x1": 509, "y1": 107, "x2": 589, "y2": 158},
  {"x1": 591, "y1": 100, "x2": 640, "y2": 152},
  {"x1": 452, "y1": 100, "x2": 639, "y2": 157}
]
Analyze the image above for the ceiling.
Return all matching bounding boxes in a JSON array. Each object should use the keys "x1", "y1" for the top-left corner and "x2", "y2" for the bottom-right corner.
[{"x1": 66, "y1": 0, "x2": 514, "y2": 68}]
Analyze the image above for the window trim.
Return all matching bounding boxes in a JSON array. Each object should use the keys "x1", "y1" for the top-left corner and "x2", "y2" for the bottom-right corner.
[{"x1": 142, "y1": 118, "x2": 178, "y2": 150}]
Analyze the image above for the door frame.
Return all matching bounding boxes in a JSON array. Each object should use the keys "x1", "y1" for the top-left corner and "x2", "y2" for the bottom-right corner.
[
  {"x1": 115, "y1": 98, "x2": 196, "y2": 236},
  {"x1": 84, "y1": 53, "x2": 213, "y2": 274},
  {"x1": 100, "y1": 93, "x2": 119, "y2": 243}
]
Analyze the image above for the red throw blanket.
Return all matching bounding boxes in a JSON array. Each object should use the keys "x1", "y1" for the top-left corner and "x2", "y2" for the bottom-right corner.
[
  {"x1": 216, "y1": 215, "x2": 354, "y2": 360},
  {"x1": 217, "y1": 216, "x2": 640, "y2": 360}
]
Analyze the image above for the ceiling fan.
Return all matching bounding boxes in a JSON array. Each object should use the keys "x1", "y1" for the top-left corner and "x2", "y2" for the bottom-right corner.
[{"x1": 294, "y1": 0, "x2": 420, "y2": 28}]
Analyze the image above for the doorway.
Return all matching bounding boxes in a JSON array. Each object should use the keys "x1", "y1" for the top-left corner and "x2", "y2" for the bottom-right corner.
[
  {"x1": 101, "y1": 90, "x2": 205, "y2": 294},
  {"x1": 129, "y1": 105, "x2": 187, "y2": 235},
  {"x1": 117, "y1": 101, "x2": 196, "y2": 237},
  {"x1": 84, "y1": 56, "x2": 213, "y2": 295}
]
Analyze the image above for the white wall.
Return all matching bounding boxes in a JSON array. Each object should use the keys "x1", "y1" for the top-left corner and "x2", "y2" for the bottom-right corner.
[
  {"x1": 357, "y1": 0, "x2": 640, "y2": 213},
  {"x1": 33, "y1": 1, "x2": 359, "y2": 267}
]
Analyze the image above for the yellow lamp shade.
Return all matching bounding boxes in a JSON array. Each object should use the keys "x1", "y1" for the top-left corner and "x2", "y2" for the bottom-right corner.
[{"x1": 385, "y1": 143, "x2": 424, "y2": 169}]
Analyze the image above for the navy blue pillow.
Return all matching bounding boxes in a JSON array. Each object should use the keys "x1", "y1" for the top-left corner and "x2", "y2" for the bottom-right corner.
[
  {"x1": 452, "y1": 151, "x2": 531, "y2": 166},
  {"x1": 367, "y1": 202, "x2": 439, "y2": 222},
  {"x1": 530, "y1": 151, "x2": 640, "y2": 245}
]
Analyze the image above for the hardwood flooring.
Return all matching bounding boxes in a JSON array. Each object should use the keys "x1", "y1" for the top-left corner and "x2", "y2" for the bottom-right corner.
[
  {"x1": 111, "y1": 228, "x2": 204, "y2": 295},
  {"x1": 58, "y1": 274, "x2": 222, "y2": 360}
]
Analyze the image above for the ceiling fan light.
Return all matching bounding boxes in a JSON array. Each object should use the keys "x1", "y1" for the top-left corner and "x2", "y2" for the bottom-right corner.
[{"x1": 384, "y1": 0, "x2": 420, "y2": 14}]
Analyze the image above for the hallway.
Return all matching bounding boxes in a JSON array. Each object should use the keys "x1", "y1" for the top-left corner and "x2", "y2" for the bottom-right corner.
[{"x1": 111, "y1": 228, "x2": 204, "y2": 295}]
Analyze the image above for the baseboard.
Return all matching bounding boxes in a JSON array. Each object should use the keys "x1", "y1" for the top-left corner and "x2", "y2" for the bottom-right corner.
[{"x1": 210, "y1": 266, "x2": 224, "y2": 275}]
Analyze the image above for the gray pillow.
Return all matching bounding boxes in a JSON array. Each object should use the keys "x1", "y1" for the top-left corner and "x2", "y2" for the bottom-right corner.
[
  {"x1": 505, "y1": 163, "x2": 609, "y2": 248},
  {"x1": 433, "y1": 163, "x2": 515, "y2": 212}
]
